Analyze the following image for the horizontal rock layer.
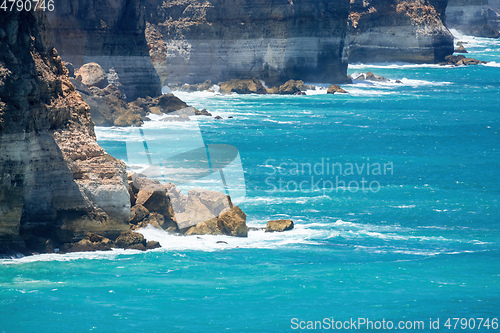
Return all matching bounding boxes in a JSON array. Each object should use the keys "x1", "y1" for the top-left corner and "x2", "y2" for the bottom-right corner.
[
  {"x1": 348, "y1": 0, "x2": 454, "y2": 63},
  {"x1": 145, "y1": 0, "x2": 351, "y2": 86}
]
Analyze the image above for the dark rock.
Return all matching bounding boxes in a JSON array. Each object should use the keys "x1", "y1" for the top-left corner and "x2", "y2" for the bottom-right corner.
[
  {"x1": 395, "y1": 80, "x2": 403, "y2": 84},
  {"x1": 215, "y1": 116, "x2": 223, "y2": 120},
  {"x1": 327, "y1": 84, "x2": 348, "y2": 94},
  {"x1": 115, "y1": 231, "x2": 146, "y2": 249},
  {"x1": 217, "y1": 241, "x2": 228, "y2": 244},
  {"x1": 228, "y1": 116, "x2": 234, "y2": 119},
  {"x1": 66, "y1": 233, "x2": 114, "y2": 252},
  {"x1": 130, "y1": 204, "x2": 149, "y2": 225},
  {"x1": 196, "y1": 108, "x2": 212, "y2": 116},
  {"x1": 63, "y1": 61, "x2": 75, "y2": 77},
  {"x1": 266, "y1": 220, "x2": 294, "y2": 232},
  {"x1": 46, "y1": 0, "x2": 162, "y2": 101},
  {"x1": 146, "y1": 240, "x2": 161, "y2": 250}
]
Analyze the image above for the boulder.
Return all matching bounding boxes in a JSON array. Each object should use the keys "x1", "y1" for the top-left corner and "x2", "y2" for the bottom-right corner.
[
  {"x1": 455, "y1": 45, "x2": 468, "y2": 53},
  {"x1": 278, "y1": 80, "x2": 305, "y2": 95},
  {"x1": 217, "y1": 206, "x2": 248, "y2": 237},
  {"x1": 146, "y1": 241, "x2": 161, "y2": 250},
  {"x1": 195, "y1": 108, "x2": 212, "y2": 116},
  {"x1": 185, "y1": 218, "x2": 223, "y2": 236},
  {"x1": 75, "y1": 62, "x2": 108, "y2": 88},
  {"x1": 220, "y1": 79, "x2": 267, "y2": 94},
  {"x1": 266, "y1": 220, "x2": 294, "y2": 233},
  {"x1": 327, "y1": 84, "x2": 348, "y2": 94},
  {"x1": 115, "y1": 231, "x2": 146, "y2": 249},
  {"x1": 130, "y1": 204, "x2": 149, "y2": 225}
]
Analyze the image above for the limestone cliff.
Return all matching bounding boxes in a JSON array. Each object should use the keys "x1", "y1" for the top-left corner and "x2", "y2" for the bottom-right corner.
[
  {"x1": 144, "y1": 0, "x2": 351, "y2": 86},
  {"x1": 46, "y1": 0, "x2": 162, "y2": 101},
  {"x1": 446, "y1": 0, "x2": 500, "y2": 37},
  {"x1": 348, "y1": 0, "x2": 454, "y2": 63},
  {"x1": 0, "y1": 11, "x2": 130, "y2": 255}
]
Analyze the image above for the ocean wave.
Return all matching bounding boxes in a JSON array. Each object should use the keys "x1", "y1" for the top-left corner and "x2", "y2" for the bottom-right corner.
[
  {"x1": 348, "y1": 63, "x2": 448, "y2": 69},
  {"x1": 483, "y1": 61, "x2": 500, "y2": 68}
]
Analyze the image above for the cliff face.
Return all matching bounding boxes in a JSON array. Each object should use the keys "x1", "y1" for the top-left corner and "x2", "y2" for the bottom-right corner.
[
  {"x1": 446, "y1": 0, "x2": 500, "y2": 37},
  {"x1": 145, "y1": 0, "x2": 351, "y2": 86},
  {"x1": 348, "y1": 0, "x2": 454, "y2": 63},
  {"x1": 0, "y1": 11, "x2": 130, "y2": 254},
  {"x1": 46, "y1": 0, "x2": 162, "y2": 101}
]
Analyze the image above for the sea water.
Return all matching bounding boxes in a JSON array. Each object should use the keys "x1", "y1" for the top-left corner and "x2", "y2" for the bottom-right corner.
[{"x1": 1, "y1": 31, "x2": 499, "y2": 332}]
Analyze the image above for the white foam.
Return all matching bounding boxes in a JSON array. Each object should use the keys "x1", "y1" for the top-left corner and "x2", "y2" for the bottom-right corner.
[{"x1": 483, "y1": 61, "x2": 500, "y2": 68}]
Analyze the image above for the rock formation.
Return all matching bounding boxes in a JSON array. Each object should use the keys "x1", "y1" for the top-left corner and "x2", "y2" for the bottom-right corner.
[
  {"x1": 46, "y1": 0, "x2": 162, "y2": 101},
  {"x1": 0, "y1": 11, "x2": 132, "y2": 255},
  {"x1": 446, "y1": 0, "x2": 500, "y2": 37},
  {"x1": 348, "y1": 0, "x2": 454, "y2": 63},
  {"x1": 266, "y1": 220, "x2": 294, "y2": 233},
  {"x1": 144, "y1": 0, "x2": 351, "y2": 86}
]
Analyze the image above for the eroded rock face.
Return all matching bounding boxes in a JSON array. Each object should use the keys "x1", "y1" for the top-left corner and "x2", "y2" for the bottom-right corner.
[
  {"x1": 348, "y1": 0, "x2": 454, "y2": 63},
  {"x1": 0, "y1": 11, "x2": 130, "y2": 254},
  {"x1": 446, "y1": 0, "x2": 500, "y2": 37},
  {"x1": 145, "y1": 0, "x2": 351, "y2": 86},
  {"x1": 46, "y1": 0, "x2": 162, "y2": 101}
]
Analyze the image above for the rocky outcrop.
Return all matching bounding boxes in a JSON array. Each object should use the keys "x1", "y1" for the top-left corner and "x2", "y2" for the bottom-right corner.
[
  {"x1": 440, "y1": 54, "x2": 488, "y2": 65},
  {"x1": 266, "y1": 220, "x2": 294, "y2": 233},
  {"x1": 46, "y1": 0, "x2": 162, "y2": 101},
  {"x1": 446, "y1": 0, "x2": 500, "y2": 37},
  {"x1": 348, "y1": 0, "x2": 454, "y2": 63},
  {"x1": 220, "y1": 79, "x2": 267, "y2": 95},
  {"x1": 0, "y1": 11, "x2": 132, "y2": 255},
  {"x1": 71, "y1": 70, "x2": 199, "y2": 126},
  {"x1": 327, "y1": 84, "x2": 348, "y2": 94},
  {"x1": 185, "y1": 206, "x2": 248, "y2": 237},
  {"x1": 145, "y1": 0, "x2": 351, "y2": 87}
]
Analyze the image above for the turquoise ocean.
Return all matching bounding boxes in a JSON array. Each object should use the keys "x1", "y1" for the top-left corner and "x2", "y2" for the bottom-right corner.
[{"x1": 1, "y1": 31, "x2": 499, "y2": 332}]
